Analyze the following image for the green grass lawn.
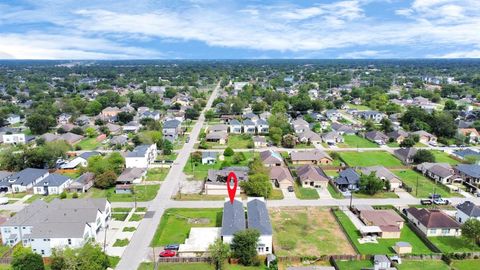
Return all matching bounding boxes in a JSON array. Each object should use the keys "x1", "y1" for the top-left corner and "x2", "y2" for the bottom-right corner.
[
  {"x1": 183, "y1": 152, "x2": 256, "y2": 180},
  {"x1": 112, "y1": 213, "x2": 128, "y2": 221},
  {"x1": 129, "y1": 213, "x2": 143, "y2": 222},
  {"x1": 173, "y1": 193, "x2": 226, "y2": 201},
  {"x1": 113, "y1": 239, "x2": 129, "y2": 247},
  {"x1": 451, "y1": 259, "x2": 480, "y2": 270},
  {"x1": 6, "y1": 192, "x2": 27, "y2": 199},
  {"x1": 333, "y1": 210, "x2": 433, "y2": 255},
  {"x1": 393, "y1": 169, "x2": 458, "y2": 198},
  {"x1": 88, "y1": 185, "x2": 160, "y2": 202},
  {"x1": 59, "y1": 171, "x2": 81, "y2": 179},
  {"x1": 137, "y1": 263, "x2": 264, "y2": 270},
  {"x1": 428, "y1": 237, "x2": 480, "y2": 253},
  {"x1": 335, "y1": 260, "x2": 373, "y2": 270},
  {"x1": 108, "y1": 256, "x2": 121, "y2": 268},
  {"x1": 227, "y1": 134, "x2": 253, "y2": 149},
  {"x1": 113, "y1": 207, "x2": 132, "y2": 212},
  {"x1": 269, "y1": 189, "x2": 284, "y2": 200},
  {"x1": 339, "y1": 151, "x2": 403, "y2": 167},
  {"x1": 136, "y1": 207, "x2": 147, "y2": 212},
  {"x1": 146, "y1": 168, "x2": 169, "y2": 181},
  {"x1": 157, "y1": 153, "x2": 178, "y2": 161},
  {"x1": 352, "y1": 191, "x2": 399, "y2": 198},
  {"x1": 0, "y1": 245, "x2": 10, "y2": 258},
  {"x1": 396, "y1": 260, "x2": 450, "y2": 270},
  {"x1": 339, "y1": 135, "x2": 379, "y2": 148},
  {"x1": 328, "y1": 183, "x2": 344, "y2": 199},
  {"x1": 295, "y1": 142, "x2": 315, "y2": 149},
  {"x1": 25, "y1": 194, "x2": 59, "y2": 204},
  {"x1": 151, "y1": 208, "x2": 222, "y2": 247},
  {"x1": 294, "y1": 183, "x2": 320, "y2": 199},
  {"x1": 76, "y1": 138, "x2": 100, "y2": 150},
  {"x1": 271, "y1": 207, "x2": 355, "y2": 256},
  {"x1": 432, "y1": 151, "x2": 461, "y2": 165},
  {"x1": 123, "y1": 227, "x2": 136, "y2": 232}
]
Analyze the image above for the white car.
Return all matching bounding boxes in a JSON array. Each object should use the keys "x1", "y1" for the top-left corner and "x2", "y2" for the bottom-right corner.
[{"x1": 0, "y1": 197, "x2": 8, "y2": 205}]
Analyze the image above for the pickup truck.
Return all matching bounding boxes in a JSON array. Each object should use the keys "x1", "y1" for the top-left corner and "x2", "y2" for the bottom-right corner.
[{"x1": 433, "y1": 198, "x2": 450, "y2": 205}]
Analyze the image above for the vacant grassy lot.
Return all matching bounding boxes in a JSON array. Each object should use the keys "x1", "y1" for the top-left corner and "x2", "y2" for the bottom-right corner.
[
  {"x1": 88, "y1": 184, "x2": 160, "y2": 202},
  {"x1": 352, "y1": 191, "x2": 398, "y2": 199},
  {"x1": 393, "y1": 169, "x2": 458, "y2": 198},
  {"x1": 77, "y1": 138, "x2": 100, "y2": 150},
  {"x1": 339, "y1": 151, "x2": 403, "y2": 167},
  {"x1": 294, "y1": 183, "x2": 320, "y2": 199},
  {"x1": 432, "y1": 151, "x2": 461, "y2": 165},
  {"x1": 339, "y1": 135, "x2": 379, "y2": 148},
  {"x1": 151, "y1": 208, "x2": 222, "y2": 247},
  {"x1": 333, "y1": 210, "x2": 433, "y2": 255},
  {"x1": 428, "y1": 236, "x2": 480, "y2": 253},
  {"x1": 146, "y1": 168, "x2": 169, "y2": 181},
  {"x1": 451, "y1": 259, "x2": 480, "y2": 270},
  {"x1": 335, "y1": 260, "x2": 373, "y2": 270},
  {"x1": 227, "y1": 134, "x2": 253, "y2": 149},
  {"x1": 183, "y1": 152, "x2": 256, "y2": 180},
  {"x1": 396, "y1": 260, "x2": 450, "y2": 270},
  {"x1": 271, "y1": 207, "x2": 355, "y2": 256}
]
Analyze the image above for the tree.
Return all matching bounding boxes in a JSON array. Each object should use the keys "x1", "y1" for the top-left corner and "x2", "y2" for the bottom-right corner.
[
  {"x1": 364, "y1": 120, "x2": 376, "y2": 132},
  {"x1": 26, "y1": 113, "x2": 55, "y2": 134},
  {"x1": 240, "y1": 173, "x2": 272, "y2": 198},
  {"x1": 462, "y1": 219, "x2": 480, "y2": 246},
  {"x1": 85, "y1": 100, "x2": 102, "y2": 115},
  {"x1": 231, "y1": 229, "x2": 260, "y2": 266},
  {"x1": 359, "y1": 172, "x2": 384, "y2": 195},
  {"x1": 117, "y1": 112, "x2": 133, "y2": 124},
  {"x1": 380, "y1": 118, "x2": 393, "y2": 133},
  {"x1": 12, "y1": 247, "x2": 45, "y2": 270},
  {"x1": 281, "y1": 134, "x2": 296, "y2": 148},
  {"x1": 413, "y1": 149, "x2": 435, "y2": 164},
  {"x1": 444, "y1": 100, "x2": 457, "y2": 111},
  {"x1": 224, "y1": 147, "x2": 234, "y2": 157},
  {"x1": 208, "y1": 238, "x2": 230, "y2": 270},
  {"x1": 51, "y1": 243, "x2": 110, "y2": 270},
  {"x1": 232, "y1": 152, "x2": 246, "y2": 164},
  {"x1": 85, "y1": 127, "x2": 97, "y2": 138},
  {"x1": 94, "y1": 170, "x2": 117, "y2": 189},
  {"x1": 269, "y1": 127, "x2": 282, "y2": 146},
  {"x1": 400, "y1": 137, "x2": 416, "y2": 148},
  {"x1": 205, "y1": 109, "x2": 216, "y2": 121},
  {"x1": 186, "y1": 108, "x2": 200, "y2": 120}
]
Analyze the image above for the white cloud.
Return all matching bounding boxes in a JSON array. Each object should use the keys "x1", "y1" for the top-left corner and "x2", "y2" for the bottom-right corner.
[{"x1": 0, "y1": 33, "x2": 162, "y2": 59}]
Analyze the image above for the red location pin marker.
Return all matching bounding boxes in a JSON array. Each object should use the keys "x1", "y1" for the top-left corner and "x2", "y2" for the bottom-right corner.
[{"x1": 226, "y1": 171, "x2": 238, "y2": 204}]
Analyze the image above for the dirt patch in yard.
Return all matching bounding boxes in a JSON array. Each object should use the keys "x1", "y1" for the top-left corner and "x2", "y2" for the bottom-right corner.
[{"x1": 270, "y1": 207, "x2": 356, "y2": 257}]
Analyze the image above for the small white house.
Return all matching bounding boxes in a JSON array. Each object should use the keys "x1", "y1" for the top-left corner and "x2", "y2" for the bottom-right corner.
[
  {"x1": 202, "y1": 152, "x2": 217, "y2": 165},
  {"x1": 6, "y1": 114, "x2": 20, "y2": 125},
  {"x1": 456, "y1": 201, "x2": 480, "y2": 224},
  {"x1": 2, "y1": 133, "x2": 26, "y2": 144},
  {"x1": 405, "y1": 208, "x2": 461, "y2": 237}
]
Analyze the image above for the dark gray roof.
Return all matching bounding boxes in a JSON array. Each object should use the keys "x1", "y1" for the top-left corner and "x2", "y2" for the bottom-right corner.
[
  {"x1": 126, "y1": 144, "x2": 151, "y2": 157},
  {"x1": 457, "y1": 201, "x2": 480, "y2": 218},
  {"x1": 34, "y1": 174, "x2": 70, "y2": 187},
  {"x1": 1, "y1": 168, "x2": 48, "y2": 187},
  {"x1": 336, "y1": 168, "x2": 360, "y2": 185},
  {"x1": 221, "y1": 200, "x2": 246, "y2": 236},
  {"x1": 454, "y1": 149, "x2": 480, "y2": 159},
  {"x1": 456, "y1": 164, "x2": 480, "y2": 178},
  {"x1": 163, "y1": 119, "x2": 181, "y2": 129},
  {"x1": 79, "y1": 151, "x2": 101, "y2": 160},
  {"x1": 247, "y1": 198, "x2": 272, "y2": 235}
]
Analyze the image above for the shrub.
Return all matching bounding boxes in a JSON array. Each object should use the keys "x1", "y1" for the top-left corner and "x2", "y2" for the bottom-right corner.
[{"x1": 224, "y1": 147, "x2": 234, "y2": 156}]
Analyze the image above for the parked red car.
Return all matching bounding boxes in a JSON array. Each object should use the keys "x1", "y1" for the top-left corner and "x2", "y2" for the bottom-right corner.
[{"x1": 159, "y1": 250, "x2": 176, "y2": 257}]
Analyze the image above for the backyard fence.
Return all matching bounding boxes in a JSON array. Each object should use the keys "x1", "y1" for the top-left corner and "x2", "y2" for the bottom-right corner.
[{"x1": 157, "y1": 257, "x2": 210, "y2": 264}]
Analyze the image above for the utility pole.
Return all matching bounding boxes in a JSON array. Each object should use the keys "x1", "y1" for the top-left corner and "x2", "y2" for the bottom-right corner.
[
  {"x1": 103, "y1": 224, "x2": 108, "y2": 253},
  {"x1": 415, "y1": 175, "x2": 419, "y2": 197},
  {"x1": 349, "y1": 193, "x2": 353, "y2": 209}
]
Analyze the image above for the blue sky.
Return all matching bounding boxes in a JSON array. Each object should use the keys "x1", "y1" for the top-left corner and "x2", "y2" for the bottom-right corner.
[{"x1": 0, "y1": 0, "x2": 479, "y2": 59}]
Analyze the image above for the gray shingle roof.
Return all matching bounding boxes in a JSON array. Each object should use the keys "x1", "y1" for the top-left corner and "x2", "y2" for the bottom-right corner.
[
  {"x1": 336, "y1": 168, "x2": 360, "y2": 185},
  {"x1": 247, "y1": 198, "x2": 272, "y2": 235},
  {"x1": 456, "y1": 164, "x2": 480, "y2": 178},
  {"x1": 1, "y1": 168, "x2": 48, "y2": 187},
  {"x1": 34, "y1": 174, "x2": 70, "y2": 188},
  {"x1": 126, "y1": 144, "x2": 151, "y2": 157},
  {"x1": 457, "y1": 201, "x2": 480, "y2": 218},
  {"x1": 221, "y1": 200, "x2": 246, "y2": 236}
]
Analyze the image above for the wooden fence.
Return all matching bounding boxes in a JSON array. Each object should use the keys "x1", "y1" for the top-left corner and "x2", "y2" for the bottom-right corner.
[{"x1": 157, "y1": 257, "x2": 210, "y2": 264}]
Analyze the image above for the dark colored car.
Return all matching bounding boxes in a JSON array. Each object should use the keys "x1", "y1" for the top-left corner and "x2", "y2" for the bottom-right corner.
[
  {"x1": 287, "y1": 186, "x2": 294, "y2": 192},
  {"x1": 428, "y1": 194, "x2": 441, "y2": 199},
  {"x1": 164, "y1": 244, "x2": 180, "y2": 250},
  {"x1": 159, "y1": 250, "x2": 176, "y2": 257},
  {"x1": 420, "y1": 199, "x2": 433, "y2": 205}
]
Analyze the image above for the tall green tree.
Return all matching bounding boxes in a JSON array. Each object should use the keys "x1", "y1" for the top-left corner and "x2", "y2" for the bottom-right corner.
[
  {"x1": 231, "y1": 229, "x2": 260, "y2": 266},
  {"x1": 208, "y1": 238, "x2": 230, "y2": 270},
  {"x1": 11, "y1": 247, "x2": 45, "y2": 270},
  {"x1": 359, "y1": 172, "x2": 384, "y2": 195},
  {"x1": 462, "y1": 219, "x2": 480, "y2": 246}
]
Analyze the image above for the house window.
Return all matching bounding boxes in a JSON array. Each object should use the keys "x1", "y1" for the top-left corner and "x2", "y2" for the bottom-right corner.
[
  {"x1": 41, "y1": 250, "x2": 44, "y2": 255},
  {"x1": 442, "y1": 229, "x2": 449, "y2": 235},
  {"x1": 266, "y1": 247, "x2": 269, "y2": 252},
  {"x1": 430, "y1": 229, "x2": 437, "y2": 234},
  {"x1": 68, "y1": 239, "x2": 72, "y2": 245}
]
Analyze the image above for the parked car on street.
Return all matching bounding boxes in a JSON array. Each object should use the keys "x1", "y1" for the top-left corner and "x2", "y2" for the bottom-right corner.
[
  {"x1": 287, "y1": 186, "x2": 294, "y2": 192},
  {"x1": 433, "y1": 198, "x2": 450, "y2": 205},
  {"x1": 164, "y1": 244, "x2": 180, "y2": 250},
  {"x1": 159, "y1": 250, "x2": 176, "y2": 257},
  {"x1": 420, "y1": 199, "x2": 433, "y2": 205}
]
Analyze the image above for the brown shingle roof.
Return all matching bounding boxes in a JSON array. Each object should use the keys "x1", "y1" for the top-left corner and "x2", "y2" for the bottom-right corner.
[{"x1": 407, "y1": 208, "x2": 460, "y2": 229}]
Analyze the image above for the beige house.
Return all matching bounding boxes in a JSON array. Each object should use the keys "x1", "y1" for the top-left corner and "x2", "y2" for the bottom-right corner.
[
  {"x1": 405, "y1": 208, "x2": 461, "y2": 237},
  {"x1": 101, "y1": 106, "x2": 121, "y2": 117},
  {"x1": 359, "y1": 210, "x2": 404, "y2": 239},
  {"x1": 260, "y1": 150, "x2": 283, "y2": 167},
  {"x1": 297, "y1": 165, "x2": 329, "y2": 189},
  {"x1": 412, "y1": 130, "x2": 437, "y2": 144},
  {"x1": 290, "y1": 150, "x2": 333, "y2": 165},
  {"x1": 205, "y1": 131, "x2": 228, "y2": 145},
  {"x1": 269, "y1": 166, "x2": 294, "y2": 189}
]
